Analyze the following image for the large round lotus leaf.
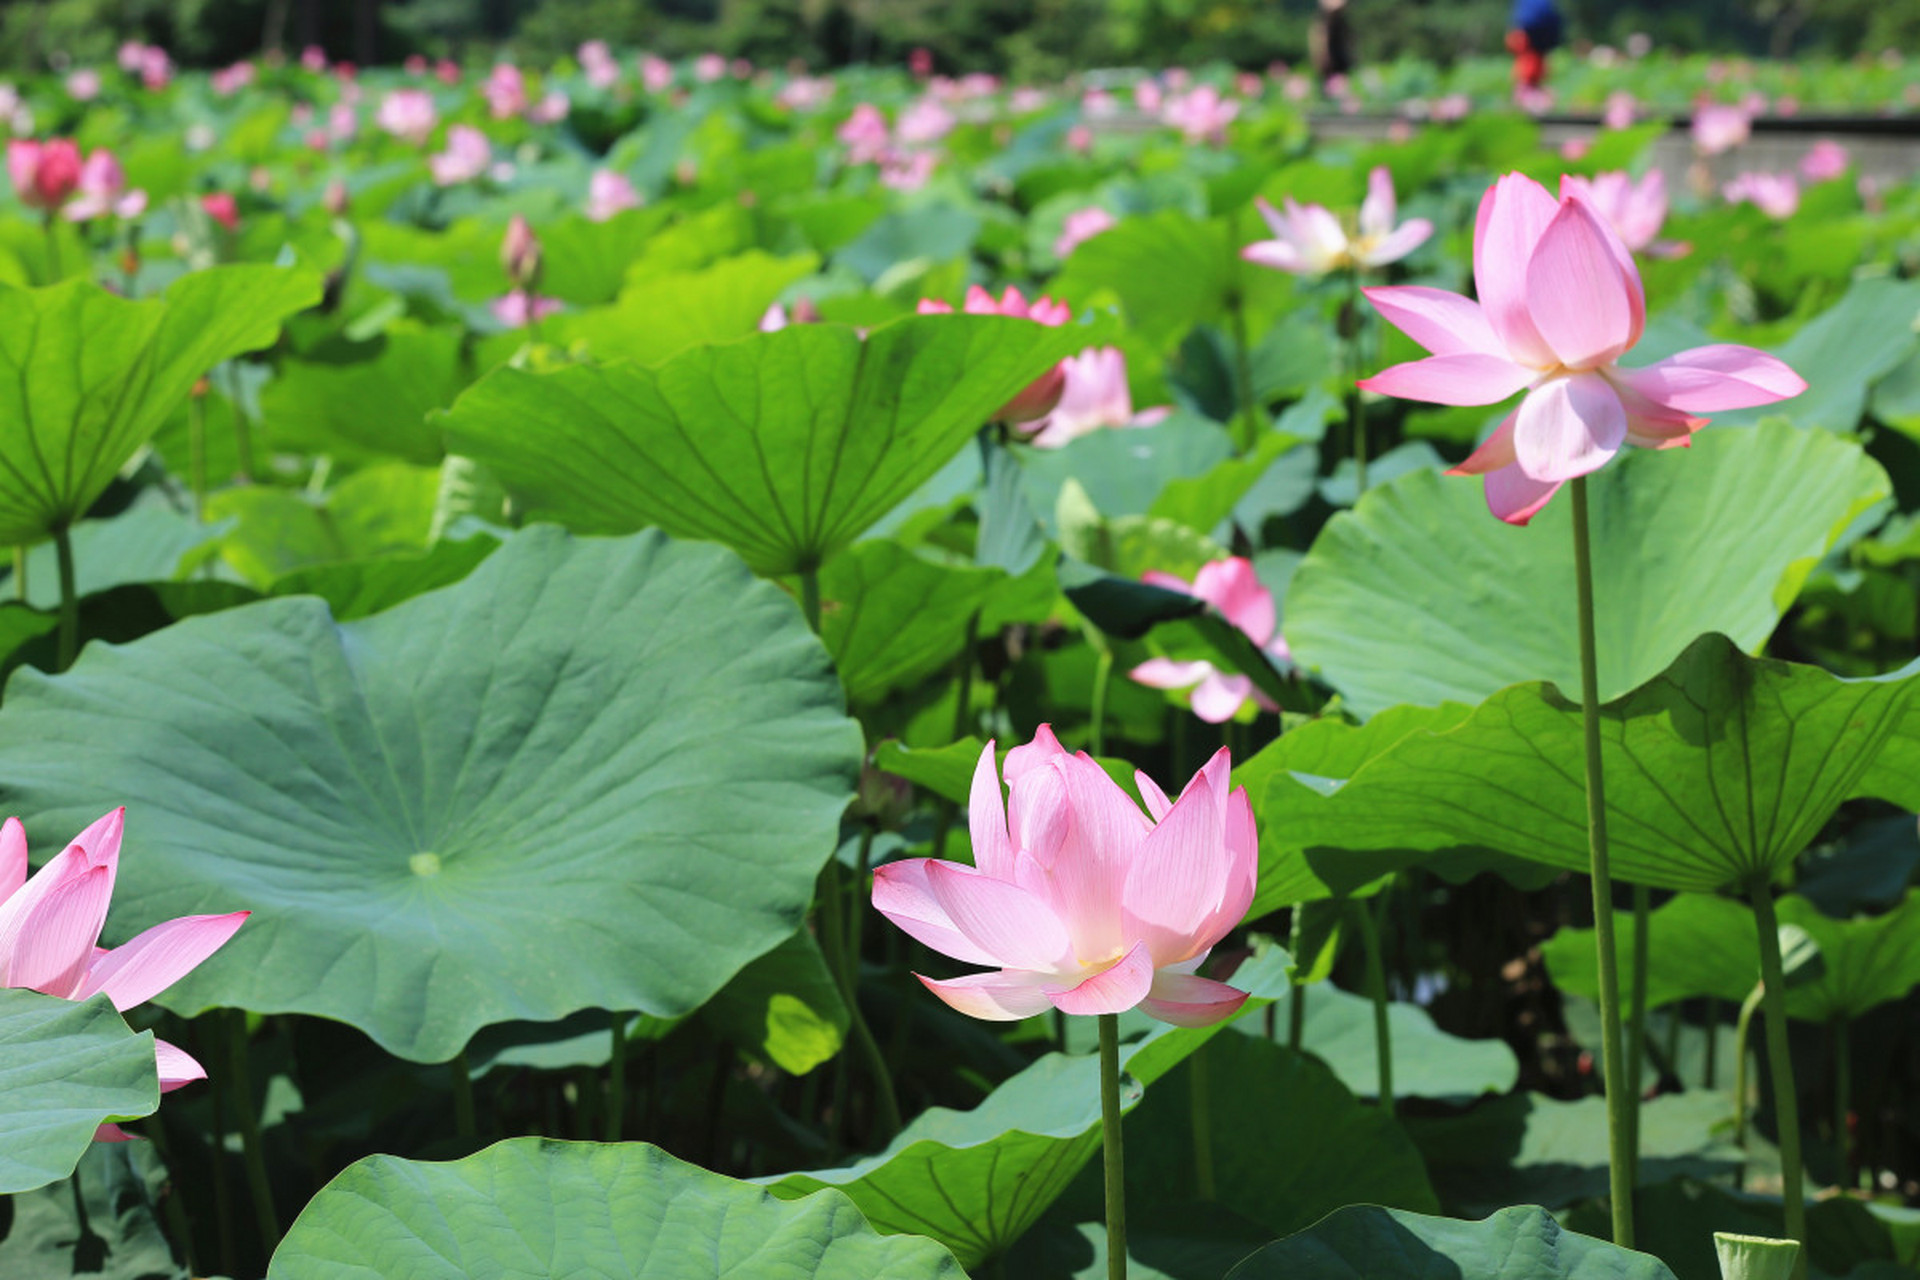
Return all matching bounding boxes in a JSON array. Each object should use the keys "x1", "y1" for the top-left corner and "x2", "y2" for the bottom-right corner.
[
  {"x1": 1226, "y1": 1204, "x2": 1679, "y2": 1280},
  {"x1": 0, "y1": 989, "x2": 158, "y2": 1194},
  {"x1": 0, "y1": 265, "x2": 321, "y2": 546},
  {"x1": 0, "y1": 527, "x2": 862, "y2": 1062},
  {"x1": 438, "y1": 313, "x2": 1100, "y2": 576},
  {"x1": 1248, "y1": 981, "x2": 1518, "y2": 1102},
  {"x1": 1285, "y1": 422, "x2": 1889, "y2": 718},
  {"x1": 1249, "y1": 634, "x2": 1920, "y2": 894},
  {"x1": 267, "y1": 1138, "x2": 963, "y2": 1279}
]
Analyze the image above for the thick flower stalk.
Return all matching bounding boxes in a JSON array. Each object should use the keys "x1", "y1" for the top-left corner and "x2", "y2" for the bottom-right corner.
[
  {"x1": 1131, "y1": 558, "x2": 1289, "y2": 723},
  {"x1": 873, "y1": 727, "x2": 1256, "y2": 1027},
  {"x1": 1361, "y1": 172, "x2": 1805, "y2": 524},
  {"x1": 1, "y1": 809, "x2": 248, "y2": 1134}
]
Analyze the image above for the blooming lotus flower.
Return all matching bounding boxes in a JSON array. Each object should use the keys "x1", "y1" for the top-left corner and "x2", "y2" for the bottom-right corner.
[
  {"x1": 65, "y1": 149, "x2": 145, "y2": 222},
  {"x1": 1692, "y1": 103, "x2": 1751, "y2": 155},
  {"x1": 301, "y1": 45, "x2": 328, "y2": 72},
  {"x1": 1130, "y1": 558, "x2": 1289, "y2": 722},
  {"x1": 695, "y1": 53, "x2": 727, "y2": 83},
  {"x1": 1723, "y1": 171, "x2": 1800, "y2": 220},
  {"x1": 586, "y1": 169, "x2": 642, "y2": 222},
  {"x1": 1602, "y1": 91, "x2": 1638, "y2": 130},
  {"x1": 9, "y1": 139, "x2": 82, "y2": 210},
  {"x1": 1162, "y1": 85, "x2": 1238, "y2": 144},
  {"x1": 1029, "y1": 347, "x2": 1169, "y2": 448},
  {"x1": 872, "y1": 729, "x2": 1255, "y2": 1026},
  {"x1": 1799, "y1": 139, "x2": 1848, "y2": 183},
  {"x1": 210, "y1": 61, "x2": 255, "y2": 96},
  {"x1": 491, "y1": 289, "x2": 561, "y2": 328},
  {"x1": 430, "y1": 125, "x2": 492, "y2": 186},
  {"x1": 377, "y1": 89, "x2": 437, "y2": 145},
  {"x1": 200, "y1": 192, "x2": 239, "y2": 231},
  {"x1": 1, "y1": 810, "x2": 248, "y2": 1132},
  {"x1": 879, "y1": 150, "x2": 936, "y2": 191},
  {"x1": 897, "y1": 98, "x2": 955, "y2": 146},
  {"x1": 580, "y1": 41, "x2": 621, "y2": 90},
  {"x1": 837, "y1": 104, "x2": 890, "y2": 165},
  {"x1": 66, "y1": 68, "x2": 101, "y2": 101},
  {"x1": 529, "y1": 91, "x2": 570, "y2": 125},
  {"x1": 483, "y1": 64, "x2": 527, "y2": 119},
  {"x1": 641, "y1": 55, "x2": 674, "y2": 93},
  {"x1": 918, "y1": 286, "x2": 1073, "y2": 424},
  {"x1": 1559, "y1": 170, "x2": 1670, "y2": 254},
  {"x1": 1054, "y1": 206, "x2": 1116, "y2": 259},
  {"x1": 1361, "y1": 172, "x2": 1806, "y2": 524},
  {"x1": 1244, "y1": 166, "x2": 1430, "y2": 276}
]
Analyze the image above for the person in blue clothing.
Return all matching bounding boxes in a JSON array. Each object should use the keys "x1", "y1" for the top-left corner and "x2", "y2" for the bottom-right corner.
[{"x1": 1506, "y1": 0, "x2": 1565, "y2": 89}]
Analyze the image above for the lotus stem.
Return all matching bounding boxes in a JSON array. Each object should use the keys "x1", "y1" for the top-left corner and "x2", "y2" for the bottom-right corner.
[
  {"x1": 799, "y1": 564, "x2": 822, "y2": 633},
  {"x1": 1833, "y1": 1014, "x2": 1853, "y2": 1188},
  {"x1": 1733, "y1": 982, "x2": 1763, "y2": 1179},
  {"x1": 226, "y1": 1010, "x2": 281, "y2": 1250},
  {"x1": 1089, "y1": 644, "x2": 1114, "y2": 756},
  {"x1": 451, "y1": 1049, "x2": 476, "y2": 1143},
  {"x1": 1570, "y1": 475, "x2": 1633, "y2": 1247},
  {"x1": 607, "y1": 1012, "x2": 628, "y2": 1141},
  {"x1": 1703, "y1": 996, "x2": 1720, "y2": 1090},
  {"x1": 42, "y1": 210, "x2": 62, "y2": 281},
  {"x1": 206, "y1": 1022, "x2": 238, "y2": 1275},
  {"x1": 1287, "y1": 906, "x2": 1308, "y2": 1050},
  {"x1": 223, "y1": 365, "x2": 256, "y2": 483},
  {"x1": 1748, "y1": 880, "x2": 1807, "y2": 1278},
  {"x1": 817, "y1": 861, "x2": 902, "y2": 1142},
  {"x1": 1626, "y1": 883, "x2": 1651, "y2": 1186},
  {"x1": 1354, "y1": 895, "x2": 1393, "y2": 1112},
  {"x1": 11, "y1": 546, "x2": 24, "y2": 601},
  {"x1": 54, "y1": 524, "x2": 77, "y2": 671},
  {"x1": 1098, "y1": 1011, "x2": 1129, "y2": 1280},
  {"x1": 189, "y1": 389, "x2": 208, "y2": 520},
  {"x1": 1347, "y1": 266, "x2": 1368, "y2": 496}
]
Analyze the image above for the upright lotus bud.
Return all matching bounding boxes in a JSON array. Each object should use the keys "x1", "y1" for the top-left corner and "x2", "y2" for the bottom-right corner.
[
  {"x1": 201, "y1": 191, "x2": 239, "y2": 231},
  {"x1": 501, "y1": 214, "x2": 541, "y2": 290},
  {"x1": 9, "y1": 138, "x2": 83, "y2": 210},
  {"x1": 322, "y1": 179, "x2": 350, "y2": 217}
]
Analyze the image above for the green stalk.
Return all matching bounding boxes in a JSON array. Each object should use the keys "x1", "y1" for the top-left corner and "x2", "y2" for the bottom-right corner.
[
  {"x1": 799, "y1": 564, "x2": 822, "y2": 633},
  {"x1": 451, "y1": 1050, "x2": 476, "y2": 1143},
  {"x1": 1833, "y1": 1015, "x2": 1852, "y2": 1188},
  {"x1": 607, "y1": 1012, "x2": 628, "y2": 1141},
  {"x1": 206, "y1": 1024, "x2": 237, "y2": 1275},
  {"x1": 42, "y1": 210, "x2": 63, "y2": 281},
  {"x1": 54, "y1": 524, "x2": 77, "y2": 671},
  {"x1": 1089, "y1": 643, "x2": 1114, "y2": 756},
  {"x1": 1703, "y1": 996, "x2": 1720, "y2": 1089},
  {"x1": 226, "y1": 1011, "x2": 280, "y2": 1250},
  {"x1": 1626, "y1": 884, "x2": 1651, "y2": 1186},
  {"x1": 1346, "y1": 266, "x2": 1368, "y2": 495},
  {"x1": 1733, "y1": 983, "x2": 1763, "y2": 1168},
  {"x1": 1098, "y1": 1012, "x2": 1129, "y2": 1280},
  {"x1": 1287, "y1": 906, "x2": 1308, "y2": 1050},
  {"x1": 222, "y1": 366, "x2": 256, "y2": 483},
  {"x1": 1748, "y1": 882, "x2": 1807, "y2": 1277},
  {"x1": 11, "y1": 545, "x2": 24, "y2": 601},
  {"x1": 817, "y1": 862, "x2": 903, "y2": 1141},
  {"x1": 1570, "y1": 475, "x2": 1633, "y2": 1247},
  {"x1": 1228, "y1": 293, "x2": 1260, "y2": 457},
  {"x1": 1354, "y1": 896, "x2": 1393, "y2": 1112},
  {"x1": 188, "y1": 389, "x2": 208, "y2": 519}
]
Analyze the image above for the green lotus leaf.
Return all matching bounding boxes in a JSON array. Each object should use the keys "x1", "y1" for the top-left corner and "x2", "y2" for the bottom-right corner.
[
  {"x1": 0, "y1": 527, "x2": 862, "y2": 1061},
  {"x1": 0, "y1": 989, "x2": 158, "y2": 1195}
]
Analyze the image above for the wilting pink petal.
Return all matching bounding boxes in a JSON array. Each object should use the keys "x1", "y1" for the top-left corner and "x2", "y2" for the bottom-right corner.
[
  {"x1": 154, "y1": 1038, "x2": 206, "y2": 1092},
  {"x1": 77, "y1": 911, "x2": 250, "y2": 1011}
]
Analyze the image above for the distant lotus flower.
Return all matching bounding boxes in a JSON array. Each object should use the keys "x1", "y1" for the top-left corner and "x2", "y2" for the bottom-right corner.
[
  {"x1": 1362, "y1": 172, "x2": 1806, "y2": 524},
  {"x1": 879, "y1": 150, "x2": 936, "y2": 191},
  {"x1": 528, "y1": 90, "x2": 570, "y2": 125},
  {"x1": 376, "y1": 88, "x2": 437, "y2": 145},
  {"x1": 1082, "y1": 88, "x2": 1117, "y2": 118},
  {"x1": 586, "y1": 169, "x2": 641, "y2": 221},
  {"x1": 1054, "y1": 206, "x2": 1116, "y2": 259},
  {"x1": 201, "y1": 192, "x2": 239, "y2": 231},
  {"x1": 1430, "y1": 92, "x2": 1471, "y2": 122},
  {"x1": 1723, "y1": 170, "x2": 1800, "y2": 219},
  {"x1": 210, "y1": 61, "x2": 255, "y2": 96},
  {"x1": 1162, "y1": 85, "x2": 1238, "y2": 144},
  {"x1": 1625, "y1": 32, "x2": 1652, "y2": 57},
  {"x1": 871, "y1": 729, "x2": 1255, "y2": 1026},
  {"x1": 910, "y1": 47, "x2": 934, "y2": 77},
  {"x1": 65, "y1": 149, "x2": 145, "y2": 221},
  {"x1": 695, "y1": 53, "x2": 727, "y2": 83},
  {"x1": 1799, "y1": 139, "x2": 1848, "y2": 182},
  {"x1": 301, "y1": 45, "x2": 328, "y2": 72},
  {"x1": 0, "y1": 809, "x2": 249, "y2": 1135},
  {"x1": 897, "y1": 98, "x2": 955, "y2": 145},
  {"x1": 116, "y1": 41, "x2": 147, "y2": 74},
  {"x1": 66, "y1": 68, "x2": 100, "y2": 101},
  {"x1": 1244, "y1": 165, "x2": 1430, "y2": 276},
  {"x1": 403, "y1": 54, "x2": 427, "y2": 75},
  {"x1": 501, "y1": 214, "x2": 541, "y2": 288},
  {"x1": 118, "y1": 42, "x2": 171, "y2": 90},
  {"x1": 482, "y1": 63, "x2": 527, "y2": 119},
  {"x1": 776, "y1": 76, "x2": 832, "y2": 110},
  {"x1": 1066, "y1": 125, "x2": 1093, "y2": 153},
  {"x1": 642, "y1": 55, "x2": 674, "y2": 93},
  {"x1": 491, "y1": 289, "x2": 561, "y2": 328},
  {"x1": 1029, "y1": 346, "x2": 1170, "y2": 449},
  {"x1": 329, "y1": 102, "x2": 357, "y2": 143},
  {"x1": 429, "y1": 124, "x2": 491, "y2": 186},
  {"x1": 1134, "y1": 79, "x2": 1163, "y2": 113},
  {"x1": 918, "y1": 286, "x2": 1073, "y2": 424},
  {"x1": 580, "y1": 40, "x2": 620, "y2": 90},
  {"x1": 1011, "y1": 87, "x2": 1049, "y2": 114},
  {"x1": 1559, "y1": 170, "x2": 1670, "y2": 254},
  {"x1": 1131, "y1": 559, "x2": 1289, "y2": 722},
  {"x1": 434, "y1": 59, "x2": 460, "y2": 86},
  {"x1": 1602, "y1": 91, "x2": 1637, "y2": 130},
  {"x1": 1692, "y1": 103, "x2": 1750, "y2": 155},
  {"x1": 838, "y1": 103, "x2": 890, "y2": 164},
  {"x1": 8, "y1": 138, "x2": 82, "y2": 210}
]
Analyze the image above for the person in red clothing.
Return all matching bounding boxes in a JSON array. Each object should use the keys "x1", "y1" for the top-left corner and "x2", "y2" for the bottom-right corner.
[{"x1": 1507, "y1": 0, "x2": 1563, "y2": 89}]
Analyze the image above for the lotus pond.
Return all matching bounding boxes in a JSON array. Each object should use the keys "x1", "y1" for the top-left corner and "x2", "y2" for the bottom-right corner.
[{"x1": 2, "y1": 38, "x2": 1920, "y2": 1280}]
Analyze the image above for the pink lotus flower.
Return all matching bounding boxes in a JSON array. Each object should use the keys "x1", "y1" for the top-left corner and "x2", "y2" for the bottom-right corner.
[
  {"x1": 586, "y1": 169, "x2": 641, "y2": 221},
  {"x1": 1054, "y1": 206, "x2": 1116, "y2": 259},
  {"x1": 879, "y1": 150, "x2": 936, "y2": 191},
  {"x1": 917, "y1": 286, "x2": 1073, "y2": 423},
  {"x1": 1362, "y1": 172, "x2": 1806, "y2": 524},
  {"x1": 1162, "y1": 85, "x2": 1239, "y2": 144},
  {"x1": 64, "y1": 149, "x2": 145, "y2": 222},
  {"x1": 66, "y1": 68, "x2": 101, "y2": 101},
  {"x1": 429, "y1": 124, "x2": 492, "y2": 186},
  {"x1": 501, "y1": 214, "x2": 541, "y2": 288},
  {"x1": 872, "y1": 729, "x2": 1255, "y2": 1026},
  {"x1": 529, "y1": 91, "x2": 570, "y2": 125},
  {"x1": 9, "y1": 139, "x2": 82, "y2": 210},
  {"x1": 579, "y1": 40, "x2": 620, "y2": 90},
  {"x1": 491, "y1": 289, "x2": 561, "y2": 328},
  {"x1": 1602, "y1": 91, "x2": 1638, "y2": 130},
  {"x1": 301, "y1": 45, "x2": 328, "y2": 72},
  {"x1": 897, "y1": 98, "x2": 955, "y2": 145},
  {"x1": 1799, "y1": 139, "x2": 1848, "y2": 183},
  {"x1": 1028, "y1": 347, "x2": 1169, "y2": 448},
  {"x1": 642, "y1": 55, "x2": 674, "y2": 93},
  {"x1": 1, "y1": 809, "x2": 248, "y2": 1132},
  {"x1": 1692, "y1": 103, "x2": 1751, "y2": 155},
  {"x1": 210, "y1": 61, "x2": 255, "y2": 96},
  {"x1": 483, "y1": 63, "x2": 527, "y2": 119},
  {"x1": 376, "y1": 89, "x2": 437, "y2": 145},
  {"x1": 1244, "y1": 166, "x2": 1430, "y2": 276},
  {"x1": 838, "y1": 103, "x2": 890, "y2": 164},
  {"x1": 1723, "y1": 170, "x2": 1800, "y2": 219},
  {"x1": 201, "y1": 192, "x2": 238, "y2": 231},
  {"x1": 1131, "y1": 558, "x2": 1289, "y2": 722},
  {"x1": 695, "y1": 53, "x2": 727, "y2": 83},
  {"x1": 1558, "y1": 170, "x2": 1670, "y2": 253}
]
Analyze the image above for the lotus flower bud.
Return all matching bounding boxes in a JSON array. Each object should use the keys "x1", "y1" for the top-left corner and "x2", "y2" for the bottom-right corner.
[{"x1": 501, "y1": 214, "x2": 541, "y2": 289}]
